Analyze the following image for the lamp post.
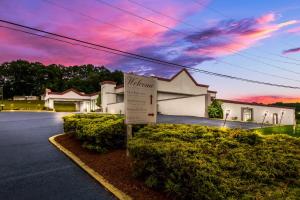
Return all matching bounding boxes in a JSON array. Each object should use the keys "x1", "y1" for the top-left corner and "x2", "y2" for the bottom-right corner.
[
  {"x1": 261, "y1": 111, "x2": 268, "y2": 128},
  {"x1": 223, "y1": 110, "x2": 230, "y2": 127},
  {"x1": 279, "y1": 110, "x2": 285, "y2": 126}
]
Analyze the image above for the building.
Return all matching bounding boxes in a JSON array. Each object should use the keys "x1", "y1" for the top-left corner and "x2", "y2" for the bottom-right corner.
[
  {"x1": 43, "y1": 88, "x2": 100, "y2": 112},
  {"x1": 221, "y1": 100, "x2": 295, "y2": 125},
  {"x1": 101, "y1": 69, "x2": 295, "y2": 125},
  {"x1": 13, "y1": 96, "x2": 40, "y2": 100}
]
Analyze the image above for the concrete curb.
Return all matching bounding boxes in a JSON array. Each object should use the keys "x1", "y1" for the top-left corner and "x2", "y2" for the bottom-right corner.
[{"x1": 49, "y1": 134, "x2": 132, "y2": 200}]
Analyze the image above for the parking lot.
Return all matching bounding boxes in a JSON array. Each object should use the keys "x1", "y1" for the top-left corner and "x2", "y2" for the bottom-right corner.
[
  {"x1": 0, "y1": 112, "x2": 115, "y2": 200},
  {"x1": 158, "y1": 114, "x2": 264, "y2": 129},
  {"x1": 0, "y1": 112, "x2": 263, "y2": 199}
]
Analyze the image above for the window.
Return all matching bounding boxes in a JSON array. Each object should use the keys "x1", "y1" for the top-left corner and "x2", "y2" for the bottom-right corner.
[{"x1": 116, "y1": 94, "x2": 124, "y2": 103}]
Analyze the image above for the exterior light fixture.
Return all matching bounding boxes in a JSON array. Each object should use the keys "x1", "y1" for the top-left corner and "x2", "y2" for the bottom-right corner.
[
  {"x1": 223, "y1": 110, "x2": 231, "y2": 127},
  {"x1": 279, "y1": 110, "x2": 285, "y2": 125},
  {"x1": 261, "y1": 111, "x2": 269, "y2": 127}
]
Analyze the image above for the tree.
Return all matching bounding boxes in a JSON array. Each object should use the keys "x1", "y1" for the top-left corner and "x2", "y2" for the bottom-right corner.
[
  {"x1": 96, "y1": 94, "x2": 101, "y2": 108},
  {"x1": 208, "y1": 99, "x2": 223, "y2": 119},
  {"x1": 0, "y1": 60, "x2": 124, "y2": 99}
]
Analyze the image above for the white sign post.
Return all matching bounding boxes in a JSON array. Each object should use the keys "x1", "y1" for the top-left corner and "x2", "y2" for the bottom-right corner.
[
  {"x1": 124, "y1": 73, "x2": 157, "y2": 124},
  {"x1": 124, "y1": 73, "x2": 157, "y2": 156}
]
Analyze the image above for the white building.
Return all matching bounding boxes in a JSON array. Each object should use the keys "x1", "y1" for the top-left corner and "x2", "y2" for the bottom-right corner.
[
  {"x1": 101, "y1": 69, "x2": 295, "y2": 125},
  {"x1": 43, "y1": 88, "x2": 99, "y2": 112},
  {"x1": 13, "y1": 96, "x2": 39, "y2": 100},
  {"x1": 221, "y1": 99, "x2": 295, "y2": 125}
]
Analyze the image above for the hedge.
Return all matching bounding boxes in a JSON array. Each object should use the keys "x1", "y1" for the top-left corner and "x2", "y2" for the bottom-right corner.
[
  {"x1": 63, "y1": 114, "x2": 126, "y2": 152},
  {"x1": 128, "y1": 124, "x2": 300, "y2": 200}
]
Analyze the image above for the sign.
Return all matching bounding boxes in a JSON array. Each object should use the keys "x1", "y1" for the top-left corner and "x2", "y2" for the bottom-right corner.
[{"x1": 124, "y1": 73, "x2": 157, "y2": 124}]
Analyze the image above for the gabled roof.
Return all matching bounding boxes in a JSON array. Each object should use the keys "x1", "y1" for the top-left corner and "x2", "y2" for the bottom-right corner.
[
  {"x1": 208, "y1": 90, "x2": 217, "y2": 94},
  {"x1": 113, "y1": 69, "x2": 210, "y2": 89},
  {"x1": 48, "y1": 88, "x2": 99, "y2": 97},
  {"x1": 115, "y1": 84, "x2": 124, "y2": 89},
  {"x1": 154, "y1": 69, "x2": 209, "y2": 88}
]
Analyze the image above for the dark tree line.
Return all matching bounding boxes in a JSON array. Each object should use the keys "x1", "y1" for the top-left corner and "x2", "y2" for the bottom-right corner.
[
  {"x1": 0, "y1": 60, "x2": 123, "y2": 99},
  {"x1": 271, "y1": 102, "x2": 300, "y2": 120}
]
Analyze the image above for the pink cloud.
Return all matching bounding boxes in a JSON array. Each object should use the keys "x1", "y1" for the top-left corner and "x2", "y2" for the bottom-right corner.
[
  {"x1": 185, "y1": 13, "x2": 298, "y2": 57},
  {"x1": 0, "y1": 0, "x2": 204, "y2": 66},
  {"x1": 256, "y1": 13, "x2": 276, "y2": 24},
  {"x1": 287, "y1": 26, "x2": 300, "y2": 34},
  {"x1": 235, "y1": 95, "x2": 300, "y2": 104}
]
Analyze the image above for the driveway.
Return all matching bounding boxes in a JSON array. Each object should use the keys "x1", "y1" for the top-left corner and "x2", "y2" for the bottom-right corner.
[
  {"x1": 158, "y1": 114, "x2": 264, "y2": 129},
  {"x1": 0, "y1": 112, "x2": 262, "y2": 199},
  {"x1": 0, "y1": 112, "x2": 115, "y2": 200}
]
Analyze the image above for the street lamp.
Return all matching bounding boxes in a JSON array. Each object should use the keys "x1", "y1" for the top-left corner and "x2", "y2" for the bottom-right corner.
[
  {"x1": 223, "y1": 110, "x2": 230, "y2": 127},
  {"x1": 261, "y1": 111, "x2": 268, "y2": 127},
  {"x1": 279, "y1": 110, "x2": 285, "y2": 126}
]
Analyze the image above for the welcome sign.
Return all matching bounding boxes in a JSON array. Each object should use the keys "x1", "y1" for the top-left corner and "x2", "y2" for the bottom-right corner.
[{"x1": 124, "y1": 73, "x2": 157, "y2": 124}]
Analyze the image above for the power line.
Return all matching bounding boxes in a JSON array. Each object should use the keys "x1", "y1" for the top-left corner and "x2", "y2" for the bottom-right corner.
[
  {"x1": 43, "y1": 0, "x2": 153, "y2": 41},
  {"x1": 1, "y1": 19, "x2": 300, "y2": 89},
  {"x1": 94, "y1": 0, "x2": 300, "y2": 75},
  {"x1": 45, "y1": 0, "x2": 300, "y2": 73},
  {"x1": 0, "y1": 25, "x2": 140, "y2": 59},
  {"x1": 96, "y1": 0, "x2": 185, "y2": 35},
  {"x1": 126, "y1": 0, "x2": 196, "y2": 29},
  {"x1": 4, "y1": 25, "x2": 300, "y2": 82},
  {"x1": 42, "y1": 0, "x2": 300, "y2": 80},
  {"x1": 43, "y1": 0, "x2": 173, "y2": 48},
  {"x1": 126, "y1": 0, "x2": 300, "y2": 67},
  {"x1": 219, "y1": 47, "x2": 300, "y2": 75},
  {"x1": 217, "y1": 59, "x2": 300, "y2": 83},
  {"x1": 192, "y1": 0, "x2": 300, "y2": 62}
]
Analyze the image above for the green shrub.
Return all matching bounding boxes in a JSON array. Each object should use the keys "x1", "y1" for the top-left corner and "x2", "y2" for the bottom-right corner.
[
  {"x1": 129, "y1": 124, "x2": 300, "y2": 200},
  {"x1": 208, "y1": 99, "x2": 223, "y2": 119},
  {"x1": 63, "y1": 114, "x2": 126, "y2": 152}
]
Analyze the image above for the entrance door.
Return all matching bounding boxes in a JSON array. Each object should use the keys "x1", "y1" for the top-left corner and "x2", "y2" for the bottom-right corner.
[
  {"x1": 273, "y1": 113, "x2": 278, "y2": 125},
  {"x1": 242, "y1": 108, "x2": 253, "y2": 122}
]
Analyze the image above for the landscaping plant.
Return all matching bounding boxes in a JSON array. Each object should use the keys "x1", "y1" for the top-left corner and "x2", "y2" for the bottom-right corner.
[
  {"x1": 63, "y1": 114, "x2": 126, "y2": 152},
  {"x1": 208, "y1": 99, "x2": 223, "y2": 119},
  {"x1": 129, "y1": 124, "x2": 300, "y2": 200}
]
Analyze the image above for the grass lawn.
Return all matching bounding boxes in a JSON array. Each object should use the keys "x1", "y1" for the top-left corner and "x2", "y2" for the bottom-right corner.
[
  {"x1": 0, "y1": 100, "x2": 44, "y2": 110},
  {"x1": 0, "y1": 100, "x2": 76, "y2": 112},
  {"x1": 54, "y1": 102, "x2": 76, "y2": 112},
  {"x1": 256, "y1": 124, "x2": 300, "y2": 138}
]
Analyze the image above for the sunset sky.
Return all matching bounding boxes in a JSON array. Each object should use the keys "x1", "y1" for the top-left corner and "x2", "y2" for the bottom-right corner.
[{"x1": 0, "y1": 0, "x2": 300, "y2": 103}]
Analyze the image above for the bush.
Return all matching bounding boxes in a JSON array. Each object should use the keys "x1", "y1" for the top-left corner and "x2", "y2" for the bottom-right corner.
[
  {"x1": 129, "y1": 124, "x2": 300, "y2": 200},
  {"x1": 63, "y1": 114, "x2": 126, "y2": 152},
  {"x1": 208, "y1": 99, "x2": 223, "y2": 119}
]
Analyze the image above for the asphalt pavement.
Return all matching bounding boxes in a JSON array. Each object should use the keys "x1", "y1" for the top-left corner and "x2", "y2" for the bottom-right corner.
[
  {"x1": 0, "y1": 112, "x2": 262, "y2": 200},
  {"x1": 0, "y1": 112, "x2": 115, "y2": 200},
  {"x1": 158, "y1": 114, "x2": 264, "y2": 129}
]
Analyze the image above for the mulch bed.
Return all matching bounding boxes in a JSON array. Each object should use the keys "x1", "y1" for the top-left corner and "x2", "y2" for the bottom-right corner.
[{"x1": 55, "y1": 134, "x2": 171, "y2": 200}]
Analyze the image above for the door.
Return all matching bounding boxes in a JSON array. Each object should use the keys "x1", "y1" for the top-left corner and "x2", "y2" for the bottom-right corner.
[
  {"x1": 242, "y1": 108, "x2": 253, "y2": 122},
  {"x1": 273, "y1": 113, "x2": 278, "y2": 124}
]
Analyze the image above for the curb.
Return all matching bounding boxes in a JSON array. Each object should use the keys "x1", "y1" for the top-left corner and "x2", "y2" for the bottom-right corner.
[
  {"x1": 49, "y1": 134, "x2": 132, "y2": 200},
  {"x1": 1, "y1": 110, "x2": 54, "y2": 112}
]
